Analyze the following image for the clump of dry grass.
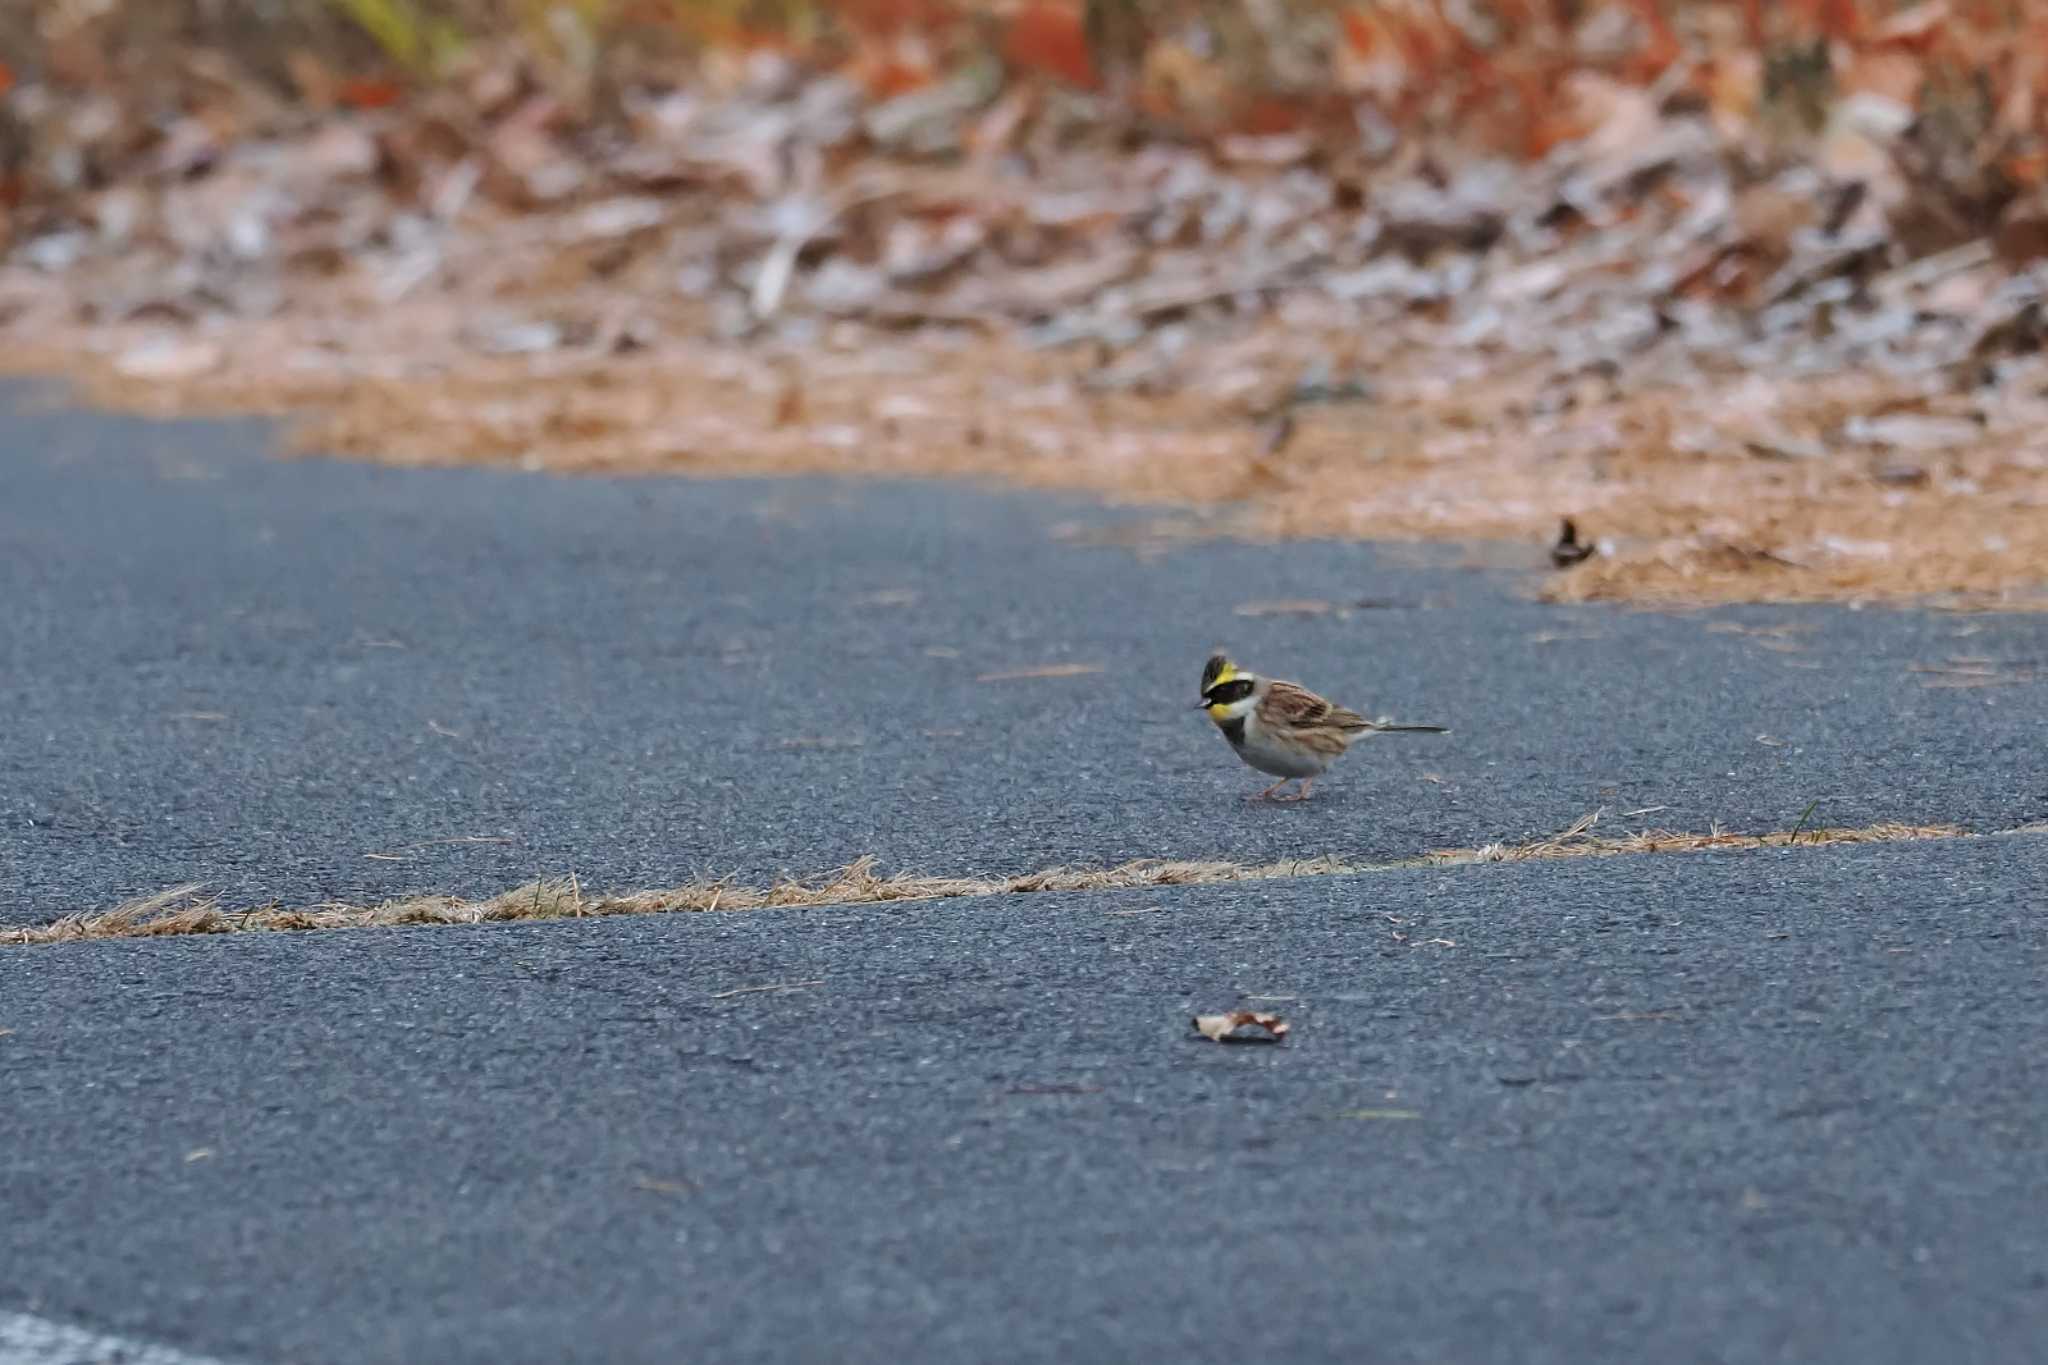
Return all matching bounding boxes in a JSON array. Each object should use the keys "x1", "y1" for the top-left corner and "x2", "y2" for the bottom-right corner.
[
  {"x1": 9, "y1": 854, "x2": 1352, "y2": 947},
  {"x1": 1431, "y1": 810, "x2": 1965, "y2": 865},
  {"x1": 5, "y1": 819, "x2": 1991, "y2": 948}
]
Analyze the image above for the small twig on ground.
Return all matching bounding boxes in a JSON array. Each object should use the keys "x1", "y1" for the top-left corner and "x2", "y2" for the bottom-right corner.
[{"x1": 709, "y1": 980, "x2": 825, "y2": 999}]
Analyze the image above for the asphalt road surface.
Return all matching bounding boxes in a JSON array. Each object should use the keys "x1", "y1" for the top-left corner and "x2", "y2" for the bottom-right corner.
[
  {"x1": 6, "y1": 836, "x2": 2046, "y2": 1364},
  {"x1": 3, "y1": 383, "x2": 2044, "y2": 923},
  {"x1": 3, "y1": 383, "x2": 2046, "y2": 1363}
]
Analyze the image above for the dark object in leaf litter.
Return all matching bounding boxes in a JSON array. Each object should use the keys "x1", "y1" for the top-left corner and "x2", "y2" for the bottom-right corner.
[{"x1": 1550, "y1": 518, "x2": 1596, "y2": 568}]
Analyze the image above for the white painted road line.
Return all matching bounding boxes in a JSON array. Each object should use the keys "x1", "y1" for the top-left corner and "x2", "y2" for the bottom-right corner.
[{"x1": 0, "y1": 1312, "x2": 243, "y2": 1365}]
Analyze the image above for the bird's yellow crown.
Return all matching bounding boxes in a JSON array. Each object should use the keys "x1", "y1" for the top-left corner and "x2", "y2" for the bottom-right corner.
[{"x1": 1200, "y1": 653, "x2": 1256, "y2": 720}]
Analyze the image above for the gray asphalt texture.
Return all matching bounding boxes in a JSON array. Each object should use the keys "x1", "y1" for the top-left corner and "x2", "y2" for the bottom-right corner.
[
  {"x1": 3, "y1": 383, "x2": 2044, "y2": 923},
  {"x1": 6, "y1": 836, "x2": 2046, "y2": 1364},
  {"x1": 5, "y1": 382, "x2": 2048, "y2": 1364}
]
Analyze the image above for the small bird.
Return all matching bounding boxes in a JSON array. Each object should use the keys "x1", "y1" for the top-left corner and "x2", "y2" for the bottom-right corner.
[{"x1": 1196, "y1": 653, "x2": 1447, "y2": 801}]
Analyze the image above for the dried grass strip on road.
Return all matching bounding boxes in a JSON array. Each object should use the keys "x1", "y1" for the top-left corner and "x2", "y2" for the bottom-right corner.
[{"x1": 6, "y1": 818, "x2": 1982, "y2": 948}]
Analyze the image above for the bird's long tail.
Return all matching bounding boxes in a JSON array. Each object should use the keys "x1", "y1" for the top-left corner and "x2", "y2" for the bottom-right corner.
[{"x1": 1370, "y1": 723, "x2": 1449, "y2": 734}]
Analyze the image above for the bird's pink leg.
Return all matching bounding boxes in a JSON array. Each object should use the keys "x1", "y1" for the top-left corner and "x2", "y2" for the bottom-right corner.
[
  {"x1": 1278, "y1": 779, "x2": 1314, "y2": 802},
  {"x1": 1253, "y1": 778, "x2": 1291, "y2": 801}
]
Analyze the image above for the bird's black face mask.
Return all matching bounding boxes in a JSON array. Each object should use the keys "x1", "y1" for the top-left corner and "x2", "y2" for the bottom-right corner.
[{"x1": 1199, "y1": 679, "x2": 1255, "y2": 709}]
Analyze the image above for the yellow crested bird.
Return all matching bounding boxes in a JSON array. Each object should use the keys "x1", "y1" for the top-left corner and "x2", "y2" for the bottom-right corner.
[{"x1": 1196, "y1": 653, "x2": 1447, "y2": 802}]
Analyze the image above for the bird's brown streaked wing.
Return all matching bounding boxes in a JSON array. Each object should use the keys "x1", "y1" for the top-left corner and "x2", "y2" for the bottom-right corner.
[
  {"x1": 1262, "y1": 680, "x2": 1370, "y2": 732},
  {"x1": 1292, "y1": 724, "x2": 1355, "y2": 758}
]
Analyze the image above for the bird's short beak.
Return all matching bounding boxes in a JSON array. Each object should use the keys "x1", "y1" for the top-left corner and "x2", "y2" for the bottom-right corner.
[{"x1": 1193, "y1": 699, "x2": 1211, "y2": 710}]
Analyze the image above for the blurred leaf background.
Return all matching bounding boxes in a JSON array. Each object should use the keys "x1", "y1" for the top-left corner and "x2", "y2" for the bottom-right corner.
[
  {"x1": 8, "y1": 2, "x2": 2048, "y2": 608},
  {"x1": 9, "y1": 2, "x2": 2044, "y2": 143}
]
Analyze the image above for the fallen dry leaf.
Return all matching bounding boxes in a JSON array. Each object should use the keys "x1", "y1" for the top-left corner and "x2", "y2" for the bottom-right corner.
[
  {"x1": 1191, "y1": 1010, "x2": 1291, "y2": 1042},
  {"x1": 976, "y1": 663, "x2": 1104, "y2": 682},
  {"x1": 1232, "y1": 599, "x2": 1334, "y2": 617}
]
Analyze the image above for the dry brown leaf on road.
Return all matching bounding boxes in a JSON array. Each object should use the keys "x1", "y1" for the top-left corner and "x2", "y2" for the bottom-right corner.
[
  {"x1": 976, "y1": 663, "x2": 1104, "y2": 682},
  {"x1": 1191, "y1": 1011, "x2": 1291, "y2": 1043}
]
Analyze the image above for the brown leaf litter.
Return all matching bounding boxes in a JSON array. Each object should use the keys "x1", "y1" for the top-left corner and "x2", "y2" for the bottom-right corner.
[
  {"x1": 5, "y1": 816, "x2": 1998, "y2": 947},
  {"x1": 9, "y1": 7, "x2": 2048, "y2": 608}
]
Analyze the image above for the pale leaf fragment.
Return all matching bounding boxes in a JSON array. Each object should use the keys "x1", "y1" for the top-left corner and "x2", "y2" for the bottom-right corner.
[
  {"x1": 115, "y1": 337, "x2": 222, "y2": 380},
  {"x1": 1233, "y1": 599, "x2": 1334, "y2": 617},
  {"x1": 1191, "y1": 1010, "x2": 1290, "y2": 1042},
  {"x1": 976, "y1": 663, "x2": 1104, "y2": 682}
]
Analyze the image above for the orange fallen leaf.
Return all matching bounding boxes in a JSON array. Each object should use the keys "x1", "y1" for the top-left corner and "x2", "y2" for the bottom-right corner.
[
  {"x1": 337, "y1": 77, "x2": 404, "y2": 110},
  {"x1": 1192, "y1": 1011, "x2": 1290, "y2": 1042},
  {"x1": 850, "y1": 49, "x2": 934, "y2": 101},
  {"x1": 1003, "y1": 0, "x2": 1096, "y2": 89},
  {"x1": 976, "y1": 663, "x2": 1104, "y2": 682}
]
